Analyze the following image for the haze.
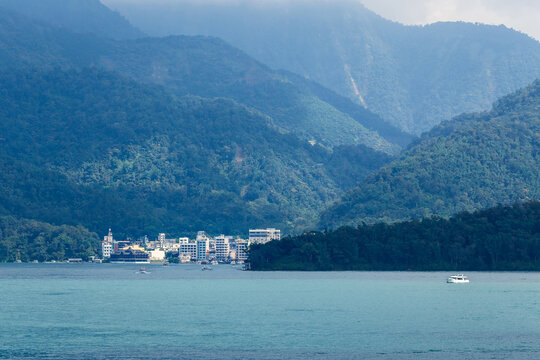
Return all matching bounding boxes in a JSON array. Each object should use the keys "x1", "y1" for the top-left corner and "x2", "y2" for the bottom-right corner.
[{"x1": 103, "y1": 0, "x2": 540, "y2": 41}]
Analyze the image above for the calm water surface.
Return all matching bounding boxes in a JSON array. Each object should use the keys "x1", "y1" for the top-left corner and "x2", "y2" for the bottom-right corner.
[{"x1": 0, "y1": 264, "x2": 539, "y2": 359}]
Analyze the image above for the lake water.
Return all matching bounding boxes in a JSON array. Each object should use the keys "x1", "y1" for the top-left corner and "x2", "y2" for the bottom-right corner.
[{"x1": 0, "y1": 264, "x2": 539, "y2": 359}]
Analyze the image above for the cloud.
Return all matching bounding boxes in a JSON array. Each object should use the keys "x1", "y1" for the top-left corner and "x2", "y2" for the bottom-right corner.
[
  {"x1": 360, "y1": 0, "x2": 540, "y2": 40},
  {"x1": 103, "y1": 0, "x2": 540, "y2": 40}
]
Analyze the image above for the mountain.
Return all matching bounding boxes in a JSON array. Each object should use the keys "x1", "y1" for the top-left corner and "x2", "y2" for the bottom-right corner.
[
  {"x1": 0, "y1": 68, "x2": 393, "y2": 237},
  {"x1": 0, "y1": 7, "x2": 406, "y2": 152},
  {"x1": 0, "y1": 0, "x2": 144, "y2": 39},
  {"x1": 250, "y1": 201, "x2": 540, "y2": 271},
  {"x1": 320, "y1": 80, "x2": 540, "y2": 228},
  {"x1": 109, "y1": 0, "x2": 540, "y2": 134}
]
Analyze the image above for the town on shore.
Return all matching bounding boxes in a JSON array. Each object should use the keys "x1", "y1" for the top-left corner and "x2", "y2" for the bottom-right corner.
[{"x1": 98, "y1": 228, "x2": 281, "y2": 264}]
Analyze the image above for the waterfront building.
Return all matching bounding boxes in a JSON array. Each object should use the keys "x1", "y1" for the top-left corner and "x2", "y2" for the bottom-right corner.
[
  {"x1": 102, "y1": 242, "x2": 113, "y2": 258},
  {"x1": 236, "y1": 239, "x2": 250, "y2": 262},
  {"x1": 158, "y1": 233, "x2": 166, "y2": 248},
  {"x1": 249, "y1": 228, "x2": 281, "y2": 244},
  {"x1": 179, "y1": 242, "x2": 197, "y2": 260},
  {"x1": 215, "y1": 235, "x2": 231, "y2": 261},
  {"x1": 101, "y1": 228, "x2": 114, "y2": 258},
  {"x1": 149, "y1": 249, "x2": 166, "y2": 261},
  {"x1": 179, "y1": 253, "x2": 191, "y2": 263},
  {"x1": 110, "y1": 249, "x2": 149, "y2": 263},
  {"x1": 196, "y1": 239, "x2": 209, "y2": 261}
]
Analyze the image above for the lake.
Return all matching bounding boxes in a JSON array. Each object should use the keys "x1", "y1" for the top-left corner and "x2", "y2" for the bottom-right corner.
[{"x1": 0, "y1": 264, "x2": 539, "y2": 359}]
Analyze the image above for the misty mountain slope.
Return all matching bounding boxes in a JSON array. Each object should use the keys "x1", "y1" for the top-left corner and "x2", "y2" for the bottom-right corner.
[
  {"x1": 111, "y1": 0, "x2": 540, "y2": 134},
  {"x1": 0, "y1": 0, "x2": 144, "y2": 40},
  {"x1": 320, "y1": 80, "x2": 540, "y2": 228},
  {"x1": 100, "y1": 35, "x2": 400, "y2": 151},
  {"x1": 0, "y1": 8, "x2": 405, "y2": 152},
  {"x1": 0, "y1": 68, "x2": 393, "y2": 236}
]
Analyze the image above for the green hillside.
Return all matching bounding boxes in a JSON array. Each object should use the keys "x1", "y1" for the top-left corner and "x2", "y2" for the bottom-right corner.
[
  {"x1": 0, "y1": 68, "x2": 392, "y2": 237},
  {"x1": 115, "y1": 0, "x2": 540, "y2": 134},
  {"x1": 0, "y1": 8, "x2": 404, "y2": 152},
  {"x1": 320, "y1": 80, "x2": 540, "y2": 228},
  {"x1": 0, "y1": 216, "x2": 99, "y2": 262},
  {"x1": 250, "y1": 202, "x2": 540, "y2": 271}
]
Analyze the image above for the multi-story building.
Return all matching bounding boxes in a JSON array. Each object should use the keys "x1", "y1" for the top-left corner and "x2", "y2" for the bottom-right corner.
[
  {"x1": 178, "y1": 237, "x2": 190, "y2": 245},
  {"x1": 215, "y1": 235, "x2": 231, "y2": 261},
  {"x1": 102, "y1": 242, "x2": 113, "y2": 258},
  {"x1": 110, "y1": 248, "x2": 149, "y2": 263},
  {"x1": 101, "y1": 228, "x2": 114, "y2": 258},
  {"x1": 179, "y1": 242, "x2": 197, "y2": 260},
  {"x1": 158, "y1": 233, "x2": 166, "y2": 248},
  {"x1": 249, "y1": 228, "x2": 281, "y2": 244},
  {"x1": 196, "y1": 239, "x2": 209, "y2": 261},
  {"x1": 236, "y1": 239, "x2": 250, "y2": 262},
  {"x1": 196, "y1": 231, "x2": 209, "y2": 241}
]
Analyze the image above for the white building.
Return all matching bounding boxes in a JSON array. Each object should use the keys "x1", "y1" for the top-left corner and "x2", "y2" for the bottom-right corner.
[
  {"x1": 149, "y1": 249, "x2": 166, "y2": 261},
  {"x1": 215, "y1": 235, "x2": 231, "y2": 261},
  {"x1": 101, "y1": 242, "x2": 113, "y2": 258},
  {"x1": 179, "y1": 242, "x2": 197, "y2": 260},
  {"x1": 101, "y1": 228, "x2": 114, "y2": 258},
  {"x1": 178, "y1": 237, "x2": 190, "y2": 245},
  {"x1": 249, "y1": 228, "x2": 281, "y2": 244},
  {"x1": 236, "y1": 239, "x2": 250, "y2": 262},
  {"x1": 196, "y1": 239, "x2": 209, "y2": 261},
  {"x1": 179, "y1": 253, "x2": 191, "y2": 263},
  {"x1": 158, "y1": 233, "x2": 166, "y2": 248}
]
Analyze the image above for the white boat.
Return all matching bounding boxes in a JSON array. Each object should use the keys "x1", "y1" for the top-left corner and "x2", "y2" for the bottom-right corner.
[
  {"x1": 201, "y1": 265, "x2": 213, "y2": 271},
  {"x1": 447, "y1": 274, "x2": 469, "y2": 283},
  {"x1": 137, "y1": 267, "x2": 150, "y2": 274}
]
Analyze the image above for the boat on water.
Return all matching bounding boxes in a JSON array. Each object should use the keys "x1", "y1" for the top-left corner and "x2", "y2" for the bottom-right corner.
[
  {"x1": 137, "y1": 267, "x2": 150, "y2": 274},
  {"x1": 447, "y1": 274, "x2": 469, "y2": 283},
  {"x1": 201, "y1": 265, "x2": 213, "y2": 271}
]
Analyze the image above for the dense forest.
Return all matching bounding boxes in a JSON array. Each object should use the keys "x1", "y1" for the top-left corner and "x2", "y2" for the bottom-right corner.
[
  {"x1": 0, "y1": 68, "x2": 392, "y2": 237},
  {"x1": 321, "y1": 80, "x2": 540, "y2": 228},
  {"x1": 250, "y1": 202, "x2": 540, "y2": 271},
  {"x1": 0, "y1": 216, "x2": 99, "y2": 262}
]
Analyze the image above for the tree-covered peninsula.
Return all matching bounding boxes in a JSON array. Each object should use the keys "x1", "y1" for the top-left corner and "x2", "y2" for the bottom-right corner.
[
  {"x1": 249, "y1": 202, "x2": 540, "y2": 271},
  {"x1": 0, "y1": 216, "x2": 99, "y2": 262}
]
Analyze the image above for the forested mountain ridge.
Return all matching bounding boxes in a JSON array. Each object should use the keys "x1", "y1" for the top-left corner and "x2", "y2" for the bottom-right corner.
[
  {"x1": 0, "y1": 68, "x2": 392, "y2": 237},
  {"x1": 0, "y1": 7, "x2": 404, "y2": 152},
  {"x1": 0, "y1": 0, "x2": 144, "y2": 39},
  {"x1": 320, "y1": 80, "x2": 540, "y2": 228},
  {"x1": 250, "y1": 201, "x2": 540, "y2": 271},
  {"x1": 111, "y1": 0, "x2": 540, "y2": 134}
]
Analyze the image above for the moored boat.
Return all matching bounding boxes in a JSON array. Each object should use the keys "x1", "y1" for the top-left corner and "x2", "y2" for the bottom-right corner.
[{"x1": 447, "y1": 274, "x2": 469, "y2": 283}]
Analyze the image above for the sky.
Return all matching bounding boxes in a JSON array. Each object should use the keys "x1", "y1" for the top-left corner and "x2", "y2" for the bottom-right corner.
[
  {"x1": 359, "y1": 0, "x2": 540, "y2": 41},
  {"x1": 104, "y1": 0, "x2": 540, "y2": 41}
]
